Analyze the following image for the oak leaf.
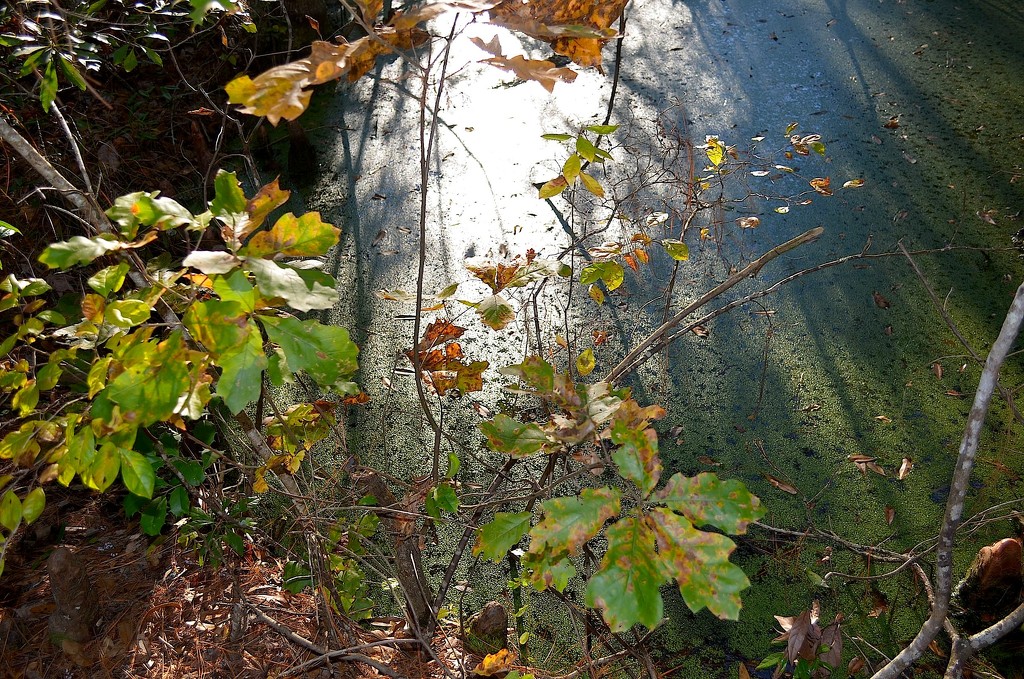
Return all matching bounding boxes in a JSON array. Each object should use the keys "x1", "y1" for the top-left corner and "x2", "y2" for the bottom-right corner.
[{"x1": 488, "y1": 0, "x2": 628, "y2": 69}]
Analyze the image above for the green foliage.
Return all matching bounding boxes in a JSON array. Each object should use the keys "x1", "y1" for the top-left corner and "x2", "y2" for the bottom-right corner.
[
  {"x1": 0, "y1": 0, "x2": 237, "y2": 111},
  {"x1": 538, "y1": 125, "x2": 617, "y2": 199},
  {"x1": 474, "y1": 356, "x2": 766, "y2": 632},
  {"x1": 0, "y1": 171, "x2": 359, "y2": 575}
]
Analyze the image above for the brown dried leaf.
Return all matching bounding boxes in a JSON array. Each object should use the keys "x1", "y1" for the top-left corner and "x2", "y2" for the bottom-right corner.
[
  {"x1": 471, "y1": 37, "x2": 579, "y2": 92},
  {"x1": 884, "y1": 116, "x2": 900, "y2": 129},
  {"x1": 764, "y1": 474, "x2": 798, "y2": 495},
  {"x1": 932, "y1": 362, "x2": 943, "y2": 379},
  {"x1": 872, "y1": 291, "x2": 891, "y2": 309},
  {"x1": 898, "y1": 457, "x2": 913, "y2": 480},
  {"x1": 809, "y1": 177, "x2": 833, "y2": 196},
  {"x1": 848, "y1": 656, "x2": 866, "y2": 674},
  {"x1": 488, "y1": 0, "x2": 628, "y2": 69},
  {"x1": 884, "y1": 506, "x2": 895, "y2": 525}
]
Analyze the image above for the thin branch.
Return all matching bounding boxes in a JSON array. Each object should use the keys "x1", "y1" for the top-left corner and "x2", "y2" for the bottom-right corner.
[
  {"x1": 899, "y1": 242, "x2": 1023, "y2": 423},
  {"x1": 871, "y1": 281, "x2": 1024, "y2": 679},
  {"x1": 606, "y1": 226, "x2": 824, "y2": 383}
]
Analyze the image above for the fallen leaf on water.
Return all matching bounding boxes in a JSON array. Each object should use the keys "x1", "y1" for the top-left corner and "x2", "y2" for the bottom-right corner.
[
  {"x1": 697, "y1": 455, "x2": 722, "y2": 466},
  {"x1": 872, "y1": 291, "x2": 891, "y2": 309},
  {"x1": 372, "y1": 229, "x2": 387, "y2": 246},
  {"x1": 691, "y1": 325, "x2": 710, "y2": 338},
  {"x1": 737, "y1": 216, "x2": 761, "y2": 229},
  {"x1": 929, "y1": 640, "x2": 947, "y2": 658},
  {"x1": 875, "y1": 415, "x2": 892, "y2": 423},
  {"x1": 898, "y1": 456, "x2": 914, "y2": 480},
  {"x1": 826, "y1": 18, "x2": 837, "y2": 28},
  {"x1": 765, "y1": 474, "x2": 798, "y2": 494},
  {"x1": 884, "y1": 116, "x2": 900, "y2": 129},
  {"x1": 871, "y1": 134, "x2": 883, "y2": 144},
  {"x1": 592, "y1": 329, "x2": 608, "y2": 345},
  {"x1": 978, "y1": 208, "x2": 998, "y2": 225},
  {"x1": 932, "y1": 362, "x2": 943, "y2": 379},
  {"x1": 848, "y1": 657, "x2": 866, "y2": 674},
  {"x1": 738, "y1": 662, "x2": 751, "y2": 679},
  {"x1": 801, "y1": 403, "x2": 822, "y2": 412},
  {"x1": 810, "y1": 177, "x2": 833, "y2": 196},
  {"x1": 884, "y1": 506, "x2": 895, "y2": 525},
  {"x1": 843, "y1": 178, "x2": 865, "y2": 189},
  {"x1": 946, "y1": 389, "x2": 964, "y2": 397},
  {"x1": 868, "y1": 589, "x2": 889, "y2": 617},
  {"x1": 884, "y1": 325, "x2": 893, "y2": 335},
  {"x1": 903, "y1": 152, "x2": 918, "y2": 164},
  {"x1": 848, "y1": 454, "x2": 885, "y2": 476}
]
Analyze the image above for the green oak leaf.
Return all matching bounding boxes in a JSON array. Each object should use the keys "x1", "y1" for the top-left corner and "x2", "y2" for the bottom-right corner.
[
  {"x1": 499, "y1": 356, "x2": 554, "y2": 393},
  {"x1": 240, "y1": 212, "x2": 340, "y2": 258},
  {"x1": 184, "y1": 300, "x2": 251, "y2": 355},
  {"x1": 480, "y1": 414, "x2": 550, "y2": 457},
  {"x1": 657, "y1": 472, "x2": 764, "y2": 534},
  {"x1": 247, "y1": 258, "x2": 339, "y2": 312},
  {"x1": 610, "y1": 420, "x2": 662, "y2": 498},
  {"x1": 580, "y1": 261, "x2": 624, "y2": 291},
  {"x1": 528, "y1": 487, "x2": 620, "y2": 558},
  {"x1": 104, "y1": 333, "x2": 193, "y2": 424},
  {"x1": 474, "y1": 512, "x2": 532, "y2": 561},
  {"x1": 38, "y1": 235, "x2": 123, "y2": 269},
  {"x1": 425, "y1": 482, "x2": 459, "y2": 519},
  {"x1": 216, "y1": 329, "x2": 267, "y2": 414},
  {"x1": 213, "y1": 269, "x2": 257, "y2": 311},
  {"x1": 473, "y1": 294, "x2": 515, "y2": 330},
  {"x1": 106, "y1": 192, "x2": 197, "y2": 237},
  {"x1": 526, "y1": 553, "x2": 576, "y2": 592},
  {"x1": 585, "y1": 515, "x2": 667, "y2": 632},
  {"x1": 260, "y1": 315, "x2": 358, "y2": 390},
  {"x1": 649, "y1": 507, "x2": 750, "y2": 620},
  {"x1": 88, "y1": 262, "x2": 131, "y2": 296}
]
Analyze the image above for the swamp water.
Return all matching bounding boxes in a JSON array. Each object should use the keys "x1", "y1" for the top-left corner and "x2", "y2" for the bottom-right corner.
[{"x1": 270, "y1": 0, "x2": 1024, "y2": 673}]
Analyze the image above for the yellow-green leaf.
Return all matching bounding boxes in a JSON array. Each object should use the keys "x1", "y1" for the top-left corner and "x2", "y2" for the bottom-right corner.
[
  {"x1": 480, "y1": 414, "x2": 550, "y2": 457},
  {"x1": 585, "y1": 515, "x2": 667, "y2": 631},
  {"x1": 576, "y1": 348, "x2": 596, "y2": 377},
  {"x1": 240, "y1": 212, "x2": 340, "y2": 258},
  {"x1": 0, "y1": 489, "x2": 22, "y2": 531},
  {"x1": 705, "y1": 135, "x2": 725, "y2": 166},
  {"x1": 579, "y1": 172, "x2": 604, "y2": 197},
  {"x1": 529, "y1": 487, "x2": 621, "y2": 558},
  {"x1": 538, "y1": 176, "x2": 568, "y2": 199},
  {"x1": 21, "y1": 487, "x2": 45, "y2": 524},
  {"x1": 662, "y1": 239, "x2": 690, "y2": 261},
  {"x1": 474, "y1": 512, "x2": 532, "y2": 561},
  {"x1": 562, "y1": 153, "x2": 581, "y2": 184}
]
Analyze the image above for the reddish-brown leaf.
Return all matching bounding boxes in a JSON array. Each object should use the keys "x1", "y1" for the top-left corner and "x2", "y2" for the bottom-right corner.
[
  {"x1": 884, "y1": 506, "x2": 895, "y2": 525},
  {"x1": 932, "y1": 362, "x2": 943, "y2": 379},
  {"x1": 764, "y1": 474, "x2": 798, "y2": 495}
]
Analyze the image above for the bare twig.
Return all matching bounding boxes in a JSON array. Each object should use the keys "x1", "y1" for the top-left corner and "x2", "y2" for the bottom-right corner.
[{"x1": 606, "y1": 226, "x2": 824, "y2": 383}]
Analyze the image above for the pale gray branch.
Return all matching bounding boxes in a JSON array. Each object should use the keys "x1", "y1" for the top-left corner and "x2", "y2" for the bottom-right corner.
[{"x1": 871, "y1": 281, "x2": 1024, "y2": 679}]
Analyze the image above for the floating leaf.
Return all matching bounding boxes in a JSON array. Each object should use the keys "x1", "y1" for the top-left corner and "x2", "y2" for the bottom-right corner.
[
  {"x1": 809, "y1": 177, "x2": 833, "y2": 196},
  {"x1": 764, "y1": 474, "x2": 798, "y2": 494},
  {"x1": 884, "y1": 506, "x2": 895, "y2": 525},
  {"x1": 473, "y1": 649, "x2": 516, "y2": 677},
  {"x1": 736, "y1": 217, "x2": 761, "y2": 229},
  {"x1": 843, "y1": 178, "x2": 866, "y2": 189},
  {"x1": 898, "y1": 457, "x2": 914, "y2": 480},
  {"x1": 872, "y1": 291, "x2": 891, "y2": 309},
  {"x1": 774, "y1": 206, "x2": 790, "y2": 214}
]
